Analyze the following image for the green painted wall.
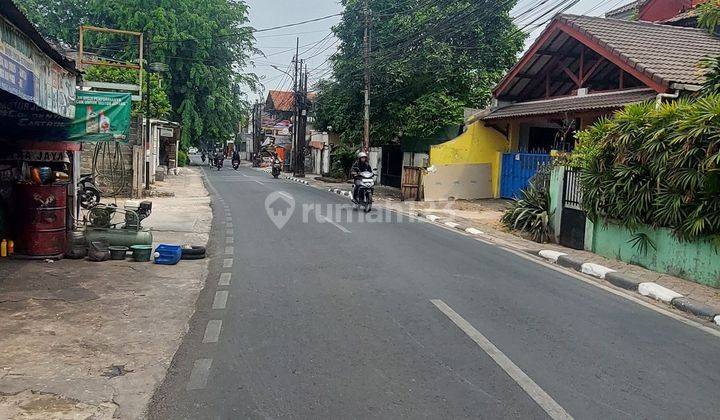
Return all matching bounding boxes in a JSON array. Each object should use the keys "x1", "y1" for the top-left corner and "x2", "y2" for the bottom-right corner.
[
  {"x1": 549, "y1": 166, "x2": 564, "y2": 243},
  {"x1": 592, "y1": 221, "x2": 720, "y2": 288}
]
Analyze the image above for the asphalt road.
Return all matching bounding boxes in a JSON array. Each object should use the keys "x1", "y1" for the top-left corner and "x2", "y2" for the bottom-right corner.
[{"x1": 149, "y1": 162, "x2": 720, "y2": 419}]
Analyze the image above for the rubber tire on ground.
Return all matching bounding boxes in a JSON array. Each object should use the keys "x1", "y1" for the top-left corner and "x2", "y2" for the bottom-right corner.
[
  {"x1": 181, "y1": 252, "x2": 206, "y2": 260},
  {"x1": 181, "y1": 246, "x2": 206, "y2": 257}
]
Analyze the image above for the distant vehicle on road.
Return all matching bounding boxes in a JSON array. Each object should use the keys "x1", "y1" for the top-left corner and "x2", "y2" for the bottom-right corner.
[{"x1": 188, "y1": 147, "x2": 198, "y2": 154}]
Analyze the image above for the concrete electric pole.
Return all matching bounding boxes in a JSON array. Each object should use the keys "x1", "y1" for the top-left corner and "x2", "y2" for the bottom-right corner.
[{"x1": 363, "y1": 0, "x2": 371, "y2": 152}]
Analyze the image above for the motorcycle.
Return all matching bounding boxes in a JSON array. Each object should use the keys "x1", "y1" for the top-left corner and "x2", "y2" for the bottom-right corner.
[
  {"x1": 354, "y1": 170, "x2": 375, "y2": 213},
  {"x1": 215, "y1": 155, "x2": 224, "y2": 171},
  {"x1": 201, "y1": 153, "x2": 206, "y2": 163},
  {"x1": 271, "y1": 157, "x2": 281, "y2": 178},
  {"x1": 232, "y1": 157, "x2": 240, "y2": 170},
  {"x1": 78, "y1": 173, "x2": 101, "y2": 209}
]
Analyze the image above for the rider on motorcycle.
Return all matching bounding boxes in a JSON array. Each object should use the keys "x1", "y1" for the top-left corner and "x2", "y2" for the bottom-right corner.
[{"x1": 350, "y1": 152, "x2": 372, "y2": 203}]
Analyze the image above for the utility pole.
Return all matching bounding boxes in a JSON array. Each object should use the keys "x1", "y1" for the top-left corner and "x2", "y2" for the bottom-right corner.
[
  {"x1": 144, "y1": 31, "x2": 151, "y2": 191},
  {"x1": 296, "y1": 62, "x2": 308, "y2": 177},
  {"x1": 292, "y1": 37, "x2": 300, "y2": 175},
  {"x1": 363, "y1": 0, "x2": 371, "y2": 152}
]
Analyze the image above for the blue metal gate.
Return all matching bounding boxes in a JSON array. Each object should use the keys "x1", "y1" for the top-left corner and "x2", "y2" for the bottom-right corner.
[{"x1": 500, "y1": 153, "x2": 551, "y2": 199}]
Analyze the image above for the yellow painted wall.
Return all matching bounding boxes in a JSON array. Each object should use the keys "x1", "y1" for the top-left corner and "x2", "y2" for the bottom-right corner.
[{"x1": 429, "y1": 121, "x2": 508, "y2": 197}]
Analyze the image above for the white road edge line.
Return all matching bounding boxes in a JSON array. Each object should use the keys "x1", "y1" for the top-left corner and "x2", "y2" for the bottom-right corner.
[
  {"x1": 431, "y1": 299, "x2": 573, "y2": 420},
  {"x1": 278, "y1": 191, "x2": 293, "y2": 200},
  {"x1": 202, "y1": 320, "x2": 222, "y2": 343},
  {"x1": 223, "y1": 258, "x2": 233, "y2": 268},
  {"x1": 218, "y1": 273, "x2": 231, "y2": 286},
  {"x1": 186, "y1": 358, "x2": 213, "y2": 390},
  {"x1": 322, "y1": 216, "x2": 351, "y2": 233},
  {"x1": 212, "y1": 291, "x2": 229, "y2": 309}
]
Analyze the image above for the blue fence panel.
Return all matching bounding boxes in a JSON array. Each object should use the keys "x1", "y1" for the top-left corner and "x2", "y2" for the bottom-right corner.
[{"x1": 500, "y1": 153, "x2": 551, "y2": 199}]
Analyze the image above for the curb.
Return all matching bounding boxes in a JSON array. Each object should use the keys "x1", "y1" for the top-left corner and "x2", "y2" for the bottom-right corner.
[
  {"x1": 328, "y1": 188, "x2": 352, "y2": 198},
  {"x1": 670, "y1": 297, "x2": 720, "y2": 320},
  {"x1": 605, "y1": 272, "x2": 643, "y2": 291},
  {"x1": 533, "y1": 248, "x2": 720, "y2": 326},
  {"x1": 284, "y1": 175, "x2": 309, "y2": 185}
]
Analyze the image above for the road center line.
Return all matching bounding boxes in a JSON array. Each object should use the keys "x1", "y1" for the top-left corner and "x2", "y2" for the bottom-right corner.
[
  {"x1": 212, "y1": 291, "x2": 229, "y2": 309},
  {"x1": 278, "y1": 191, "x2": 293, "y2": 200},
  {"x1": 322, "y1": 216, "x2": 351, "y2": 233},
  {"x1": 186, "y1": 358, "x2": 213, "y2": 390},
  {"x1": 431, "y1": 299, "x2": 573, "y2": 420},
  {"x1": 254, "y1": 180, "x2": 264, "y2": 185},
  {"x1": 202, "y1": 320, "x2": 223, "y2": 343}
]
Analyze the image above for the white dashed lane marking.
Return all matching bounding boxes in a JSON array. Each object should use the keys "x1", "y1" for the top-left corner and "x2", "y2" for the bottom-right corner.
[
  {"x1": 225, "y1": 237, "x2": 234, "y2": 244},
  {"x1": 223, "y1": 258, "x2": 233, "y2": 268},
  {"x1": 212, "y1": 291, "x2": 229, "y2": 309},
  {"x1": 224, "y1": 246, "x2": 234, "y2": 255},
  {"x1": 202, "y1": 320, "x2": 223, "y2": 343},
  {"x1": 226, "y1": 229, "x2": 234, "y2": 236},
  {"x1": 186, "y1": 359, "x2": 213, "y2": 390},
  {"x1": 219, "y1": 273, "x2": 231, "y2": 286}
]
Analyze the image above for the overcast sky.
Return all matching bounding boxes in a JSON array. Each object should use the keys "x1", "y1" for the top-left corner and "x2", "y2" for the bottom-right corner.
[{"x1": 243, "y1": 0, "x2": 636, "y2": 101}]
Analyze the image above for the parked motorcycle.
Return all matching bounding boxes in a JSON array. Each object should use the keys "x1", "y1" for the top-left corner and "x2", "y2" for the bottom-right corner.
[
  {"x1": 271, "y1": 157, "x2": 281, "y2": 178},
  {"x1": 78, "y1": 173, "x2": 101, "y2": 209},
  {"x1": 201, "y1": 153, "x2": 206, "y2": 163},
  {"x1": 354, "y1": 170, "x2": 375, "y2": 213}
]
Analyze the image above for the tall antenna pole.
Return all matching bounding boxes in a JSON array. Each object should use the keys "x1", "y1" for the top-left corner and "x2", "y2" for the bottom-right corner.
[{"x1": 363, "y1": 0, "x2": 371, "y2": 152}]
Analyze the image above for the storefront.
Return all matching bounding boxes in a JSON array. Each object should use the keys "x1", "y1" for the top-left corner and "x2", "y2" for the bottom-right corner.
[{"x1": 0, "y1": 0, "x2": 78, "y2": 257}]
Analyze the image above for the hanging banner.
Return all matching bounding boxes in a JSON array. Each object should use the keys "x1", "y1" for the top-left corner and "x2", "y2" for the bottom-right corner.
[{"x1": 69, "y1": 91, "x2": 131, "y2": 142}]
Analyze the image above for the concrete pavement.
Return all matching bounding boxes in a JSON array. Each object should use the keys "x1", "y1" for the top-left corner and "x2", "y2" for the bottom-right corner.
[
  {"x1": 149, "y1": 165, "x2": 720, "y2": 419},
  {"x1": 0, "y1": 168, "x2": 211, "y2": 419}
]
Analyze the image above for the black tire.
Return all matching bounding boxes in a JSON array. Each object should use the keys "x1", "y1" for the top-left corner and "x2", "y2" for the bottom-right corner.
[
  {"x1": 364, "y1": 191, "x2": 373, "y2": 213},
  {"x1": 181, "y1": 245, "x2": 206, "y2": 256},
  {"x1": 181, "y1": 253, "x2": 206, "y2": 260},
  {"x1": 273, "y1": 173, "x2": 279, "y2": 178},
  {"x1": 80, "y1": 188, "x2": 101, "y2": 209}
]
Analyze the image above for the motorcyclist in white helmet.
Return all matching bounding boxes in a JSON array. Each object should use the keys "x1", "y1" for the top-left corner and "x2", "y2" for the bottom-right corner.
[{"x1": 350, "y1": 151, "x2": 372, "y2": 203}]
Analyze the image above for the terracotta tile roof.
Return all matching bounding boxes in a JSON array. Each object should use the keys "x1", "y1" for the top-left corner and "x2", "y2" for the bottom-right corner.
[
  {"x1": 268, "y1": 90, "x2": 295, "y2": 112},
  {"x1": 483, "y1": 88, "x2": 657, "y2": 121},
  {"x1": 558, "y1": 14, "x2": 720, "y2": 86}
]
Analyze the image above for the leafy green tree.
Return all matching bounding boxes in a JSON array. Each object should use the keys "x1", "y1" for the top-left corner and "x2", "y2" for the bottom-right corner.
[
  {"x1": 16, "y1": 0, "x2": 257, "y2": 148},
  {"x1": 314, "y1": 0, "x2": 524, "y2": 147}
]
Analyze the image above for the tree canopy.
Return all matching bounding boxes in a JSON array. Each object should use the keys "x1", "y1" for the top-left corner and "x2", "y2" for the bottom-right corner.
[
  {"x1": 314, "y1": 0, "x2": 525, "y2": 147},
  {"x1": 16, "y1": 0, "x2": 257, "y2": 148}
]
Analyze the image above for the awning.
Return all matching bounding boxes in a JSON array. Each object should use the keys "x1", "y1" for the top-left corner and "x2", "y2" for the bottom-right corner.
[{"x1": 482, "y1": 88, "x2": 657, "y2": 121}]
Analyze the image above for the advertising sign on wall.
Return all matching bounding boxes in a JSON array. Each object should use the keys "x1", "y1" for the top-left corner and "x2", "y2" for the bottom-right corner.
[
  {"x1": 0, "y1": 16, "x2": 75, "y2": 119},
  {"x1": 70, "y1": 91, "x2": 131, "y2": 142}
]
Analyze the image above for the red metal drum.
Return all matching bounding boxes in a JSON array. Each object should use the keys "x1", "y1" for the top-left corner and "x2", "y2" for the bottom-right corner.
[{"x1": 15, "y1": 183, "x2": 68, "y2": 257}]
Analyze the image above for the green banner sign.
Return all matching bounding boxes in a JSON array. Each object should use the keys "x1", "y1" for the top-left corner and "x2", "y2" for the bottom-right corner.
[{"x1": 70, "y1": 91, "x2": 131, "y2": 142}]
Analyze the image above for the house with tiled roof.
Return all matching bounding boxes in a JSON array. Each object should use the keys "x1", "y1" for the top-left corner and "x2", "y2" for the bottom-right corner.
[
  {"x1": 426, "y1": 12, "x2": 720, "y2": 200},
  {"x1": 605, "y1": 0, "x2": 708, "y2": 23}
]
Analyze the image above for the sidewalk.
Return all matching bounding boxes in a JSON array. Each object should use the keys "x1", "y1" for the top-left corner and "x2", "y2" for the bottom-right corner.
[
  {"x1": 0, "y1": 168, "x2": 211, "y2": 419},
  {"x1": 289, "y1": 172, "x2": 720, "y2": 324}
]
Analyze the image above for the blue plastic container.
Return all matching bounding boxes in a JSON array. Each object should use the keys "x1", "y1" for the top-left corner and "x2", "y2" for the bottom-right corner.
[{"x1": 153, "y1": 244, "x2": 182, "y2": 265}]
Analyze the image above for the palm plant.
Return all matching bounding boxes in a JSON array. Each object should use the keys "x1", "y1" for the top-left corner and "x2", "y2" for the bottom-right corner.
[
  {"x1": 501, "y1": 168, "x2": 553, "y2": 243},
  {"x1": 579, "y1": 95, "x2": 720, "y2": 244}
]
